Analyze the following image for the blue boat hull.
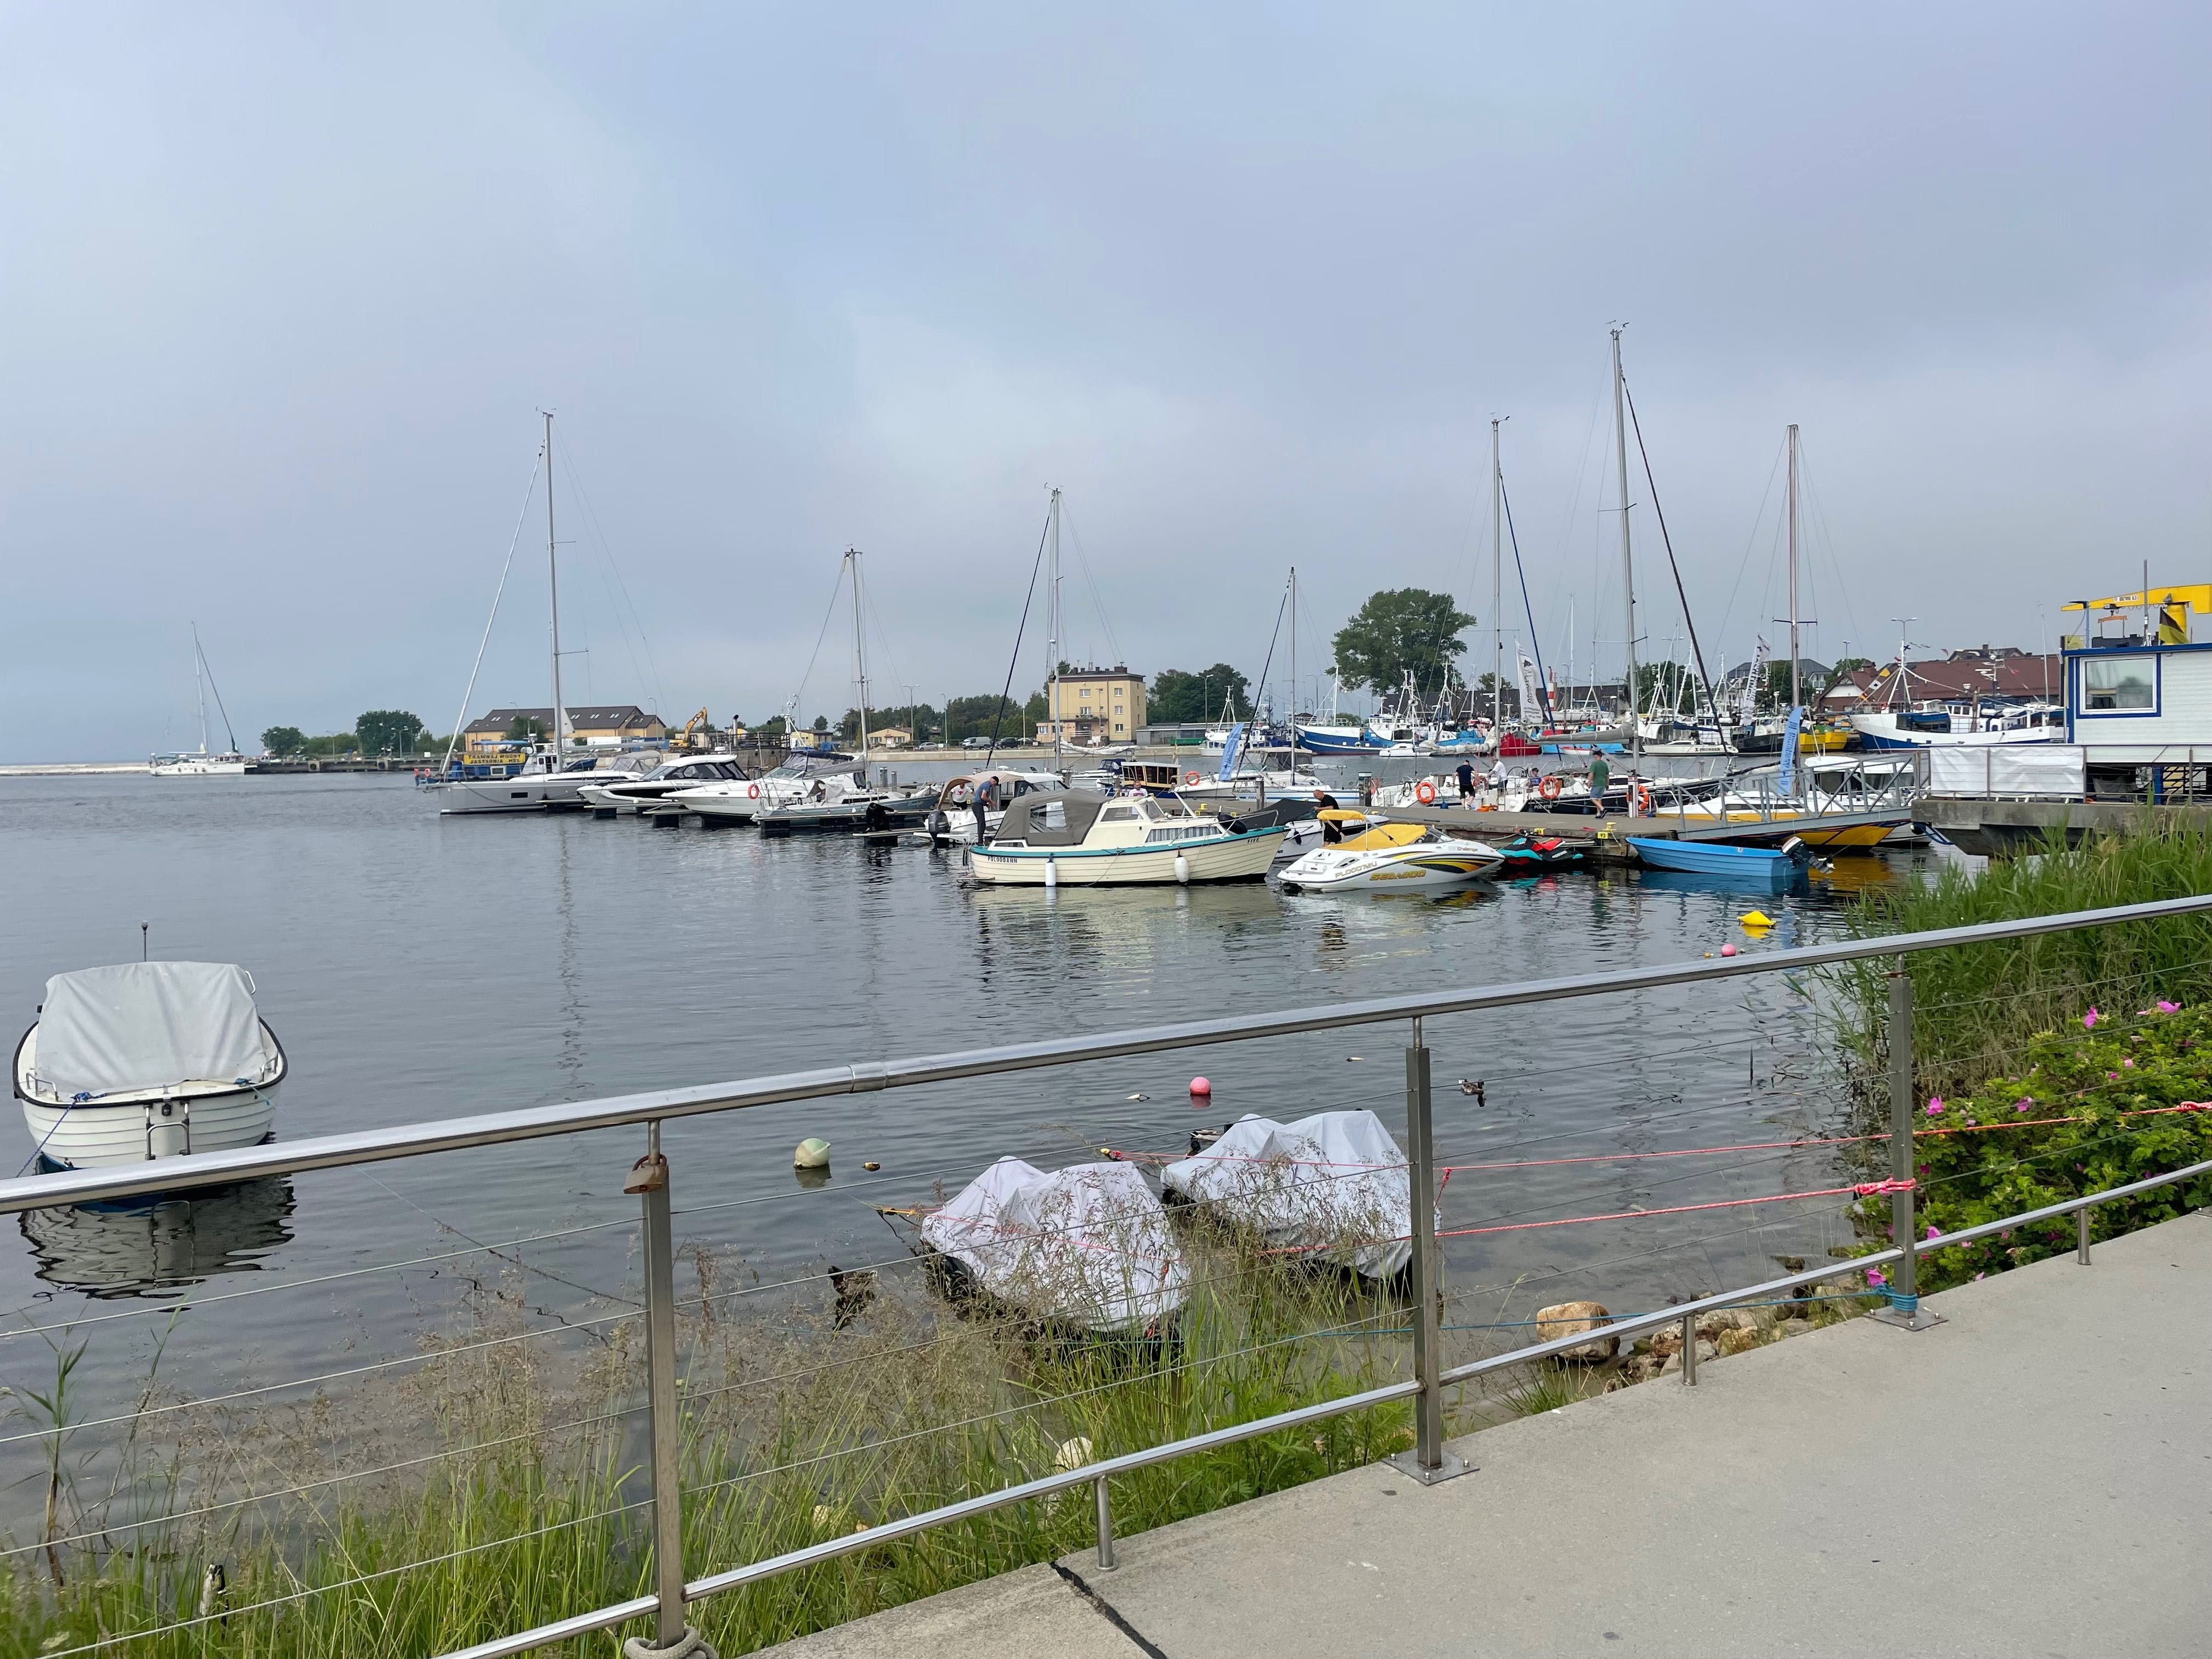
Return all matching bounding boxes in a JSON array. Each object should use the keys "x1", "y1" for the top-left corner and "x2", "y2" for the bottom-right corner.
[
  {"x1": 1627, "y1": 837, "x2": 1796, "y2": 893},
  {"x1": 1295, "y1": 726, "x2": 1384, "y2": 754}
]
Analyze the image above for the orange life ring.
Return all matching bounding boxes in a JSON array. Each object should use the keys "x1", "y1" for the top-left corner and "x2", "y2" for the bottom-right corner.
[
  {"x1": 1414, "y1": 780, "x2": 1438, "y2": 804},
  {"x1": 1538, "y1": 775, "x2": 1563, "y2": 801},
  {"x1": 1185, "y1": 771, "x2": 1203, "y2": 786},
  {"x1": 1634, "y1": 784, "x2": 1653, "y2": 815},
  {"x1": 747, "y1": 782, "x2": 760, "y2": 798}
]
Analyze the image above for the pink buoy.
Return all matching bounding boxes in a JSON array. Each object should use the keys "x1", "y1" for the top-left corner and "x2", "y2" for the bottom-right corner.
[
  {"x1": 1720, "y1": 943, "x2": 1738, "y2": 957},
  {"x1": 1188, "y1": 1076, "x2": 1212, "y2": 1097}
]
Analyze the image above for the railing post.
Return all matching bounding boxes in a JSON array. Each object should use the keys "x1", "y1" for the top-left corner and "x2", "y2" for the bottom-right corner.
[
  {"x1": 626, "y1": 1121, "x2": 707, "y2": 1656},
  {"x1": 2078, "y1": 1209, "x2": 2092, "y2": 1265},
  {"x1": 1093, "y1": 1476, "x2": 1116, "y2": 1570},
  {"x1": 1874, "y1": 969, "x2": 1943, "y2": 1332},
  {"x1": 1680, "y1": 1313, "x2": 1697, "y2": 1386},
  {"x1": 1390, "y1": 1018, "x2": 1466, "y2": 1483}
]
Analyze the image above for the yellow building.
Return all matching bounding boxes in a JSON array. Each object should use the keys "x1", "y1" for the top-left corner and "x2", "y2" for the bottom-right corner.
[
  {"x1": 1045, "y1": 665, "x2": 1146, "y2": 742},
  {"x1": 462, "y1": 705, "x2": 669, "y2": 757}
]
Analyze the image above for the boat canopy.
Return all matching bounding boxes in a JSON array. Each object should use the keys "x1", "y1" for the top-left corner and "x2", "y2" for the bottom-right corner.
[
  {"x1": 1161, "y1": 1110, "x2": 1411, "y2": 1279},
  {"x1": 991, "y1": 791, "x2": 1115, "y2": 847},
  {"x1": 919, "y1": 1157, "x2": 1188, "y2": 1334},
  {"x1": 38, "y1": 963, "x2": 270, "y2": 1098}
]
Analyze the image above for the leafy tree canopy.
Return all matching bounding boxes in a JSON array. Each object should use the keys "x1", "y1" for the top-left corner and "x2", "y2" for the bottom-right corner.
[
  {"x1": 1149, "y1": 665, "x2": 1251, "y2": 724},
  {"x1": 261, "y1": 725, "x2": 306, "y2": 757},
  {"x1": 505, "y1": 714, "x2": 548, "y2": 741},
  {"x1": 1331, "y1": 589, "x2": 1477, "y2": 698},
  {"x1": 357, "y1": 709, "x2": 425, "y2": 755}
]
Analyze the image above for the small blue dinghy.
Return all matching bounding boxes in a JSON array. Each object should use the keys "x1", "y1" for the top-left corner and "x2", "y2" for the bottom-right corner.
[{"x1": 1627, "y1": 836, "x2": 1804, "y2": 893}]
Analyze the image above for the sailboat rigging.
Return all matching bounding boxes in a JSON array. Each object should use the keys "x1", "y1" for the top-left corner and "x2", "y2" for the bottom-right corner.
[{"x1": 149, "y1": 626, "x2": 246, "y2": 776}]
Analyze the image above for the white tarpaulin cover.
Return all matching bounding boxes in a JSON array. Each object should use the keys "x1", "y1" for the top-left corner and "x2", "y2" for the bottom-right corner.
[
  {"x1": 1161, "y1": 1109, "x2": 1412, "y2": 1279},
  {"x1": 38, "y1": 963, "x2": 269, "y2": 1099},
  {"x1": 919, "y1": 1158, "x2": 1188, "y2": 1334},
  {"x1": 1926, "y1": 745, "x2": 2085, "y2": 798}
]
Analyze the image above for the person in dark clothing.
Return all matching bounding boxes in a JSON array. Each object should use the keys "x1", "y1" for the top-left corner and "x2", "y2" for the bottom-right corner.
[
  {"x1": 1456, "y1": 759, "x2": 1475, "y2": 802},
  {"x1": 971, "y1": 775, "x2": 997, "y2": 841},
  {"x1": 1316, "y1": 792, "x2": 1343, "y2": 843}
]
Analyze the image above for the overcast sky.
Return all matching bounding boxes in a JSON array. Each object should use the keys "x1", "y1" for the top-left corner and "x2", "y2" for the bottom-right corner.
[{"x1": 3, "y1": 4, "x2": 2205, "y2": 758}]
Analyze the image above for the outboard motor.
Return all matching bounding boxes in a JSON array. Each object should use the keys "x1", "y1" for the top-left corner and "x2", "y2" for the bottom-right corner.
[{"x1": 1780, "y1": 835, "x2": 1810, "y2": 863}]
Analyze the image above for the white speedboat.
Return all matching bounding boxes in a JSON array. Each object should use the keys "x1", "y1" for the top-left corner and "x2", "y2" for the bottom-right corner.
[
  {"x1": 14, "y1": 963, "x2": 285, "y2": 1170},
  {"x1": 670, "y1": 754, "x2": 866, "y2": 823},
  {"x1": 967, "y1": 792, "x2": 1288, "y2": 886},
  {"x1": 1276, "y1": 815, "x2": 1500, "y2": 893},
  {"x1": 1161, "y1": 1109, "x2": 1410, "y2": 1280},
  {"x1": 916, "y1": 1157, "x2": 1187, "y2": 1336},
  {"x1": 577, "y1": 757, "x2": 752, "y2": 814},
  {"x1": 918, "y1": 770, "x2": 1066, "y2": 845}
]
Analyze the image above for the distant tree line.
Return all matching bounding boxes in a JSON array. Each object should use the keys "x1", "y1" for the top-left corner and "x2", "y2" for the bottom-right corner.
[{"x1": 261, "y1": 710, "x2": 440, "y2": 758}]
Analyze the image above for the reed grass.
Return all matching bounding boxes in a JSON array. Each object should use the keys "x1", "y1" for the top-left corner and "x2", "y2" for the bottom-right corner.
[
  {"x1": 0, "y1": 1242, "x2": 1414, "y2": 1657},
  {"x1": 1832, "y1": 825, "x2": 2212, "y2": 1102}
]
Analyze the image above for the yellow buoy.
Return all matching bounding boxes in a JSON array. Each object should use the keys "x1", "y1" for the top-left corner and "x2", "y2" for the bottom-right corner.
[{"x1": 1740, "y1": 910, "x2": 1775, "y2": 929}]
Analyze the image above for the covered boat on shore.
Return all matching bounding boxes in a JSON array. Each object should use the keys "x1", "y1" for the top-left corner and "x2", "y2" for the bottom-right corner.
[
  {"x1": 13, "y1": 963, "x2": 285, "y2": 1169},
  {"x1": 914, "y1": 1158, "x2": 1188, "y2": 1337},
  {"x1": 968, "y1": 792, "x2": 1287, "y2": 886},
  {"x1": 1160, "y1": 1110, "x2": 1410, "y2": 1280}
]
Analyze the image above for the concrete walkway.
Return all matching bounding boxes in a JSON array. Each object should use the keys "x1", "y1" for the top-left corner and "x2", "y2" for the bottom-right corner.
[{"x1": 765, "y1": 1211, "x2": 2211, "y2": 1658}]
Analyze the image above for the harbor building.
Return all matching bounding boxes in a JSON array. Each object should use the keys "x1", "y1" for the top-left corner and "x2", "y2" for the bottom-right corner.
[
  {"x1": 1044, "y1": 665, "x2": 1145, "y2": 742},
  {"x1": 461, "y1": 705, "x2": 668, "y2": 758}
]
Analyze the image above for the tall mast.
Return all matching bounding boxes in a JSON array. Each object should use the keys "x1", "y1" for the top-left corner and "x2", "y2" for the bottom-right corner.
[
  {"x1": 849, "y1": 548, "x2": 871, "y2": 761},
  {"x1": 1787, "y1": 422, "x2": 1802, "y2": 715},
  {"x1": 191, "y1": 625, "x2": 208, "y2": 754},
  {"x1": 545, "y1": 411, "x2": 563, "y2": 759},
  {"x1": 1289, "y1": 565, "x2": 1297, "y2": 734},
  {"x1": 1610, "y1": 328, "x2": 1640, "y2": 767},
  {"x1": 1048, "y1": 487, "x2": 1062, "y2": 768},
  {"x1": 1491, "y1": 417, "x2": 1504, "y2": 731}
]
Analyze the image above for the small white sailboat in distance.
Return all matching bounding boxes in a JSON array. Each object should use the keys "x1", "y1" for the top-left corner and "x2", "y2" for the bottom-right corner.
[{"x1": 149, "y1": 625, "x2": 248, "y2": 775}]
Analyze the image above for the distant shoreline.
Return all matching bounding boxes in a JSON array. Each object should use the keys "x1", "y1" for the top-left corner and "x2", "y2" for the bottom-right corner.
[{"x1": 0, "y1": 762, "x2": 146, "y2": 776}]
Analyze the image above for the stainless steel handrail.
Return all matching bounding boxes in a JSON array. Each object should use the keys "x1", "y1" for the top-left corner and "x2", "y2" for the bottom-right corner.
[{"x1": 7, "y1": 891, "x2": 2210, "y2": 1215}]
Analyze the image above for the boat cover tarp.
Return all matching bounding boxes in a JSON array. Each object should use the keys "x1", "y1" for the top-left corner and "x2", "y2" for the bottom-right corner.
[
  {"x1": 38, "y1": 963, "x2": 268, "y2": 1098},
  {"x1": 918, "y1": 1158, "x2": 1187, "y2": 1333},
  {"x1": 992, "y1": 792, "x2": 1112, "y2": 847},
  {"x1": 1926, "y1": 744, "x2": 2085, "y2": 798},
  {"x1": 1161, "y1": 1110, "x2": 1410, "y2": 1279}
]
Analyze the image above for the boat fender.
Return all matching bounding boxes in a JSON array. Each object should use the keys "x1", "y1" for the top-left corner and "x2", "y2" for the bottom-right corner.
[
  {"x1": 1175, "y1": 852, "x2": 1190, "y2": 884},
  {"x1": 1189, "y1": 1075, "x2": 1211, "y2": 1096},
  {"x1": 1538, "y1": 775, "x2": 1564, "y2": 801},
  {"x1": 1185, "y1": 770, "x2": 1203, "y2": 786},
  {"x1": 1045, "y1": 856, "x2": 1058, "y2": 889},
  {"x1": 1415, "y1": 781, "x2": 1438, "y2": 804},
  {"x1": 794, "y1": 1138, "x2": 831, "y2": 1169}
]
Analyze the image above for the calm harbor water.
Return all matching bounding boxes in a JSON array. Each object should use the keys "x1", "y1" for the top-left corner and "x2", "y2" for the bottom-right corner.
[{"x1": 0, "y1": 766, "x2": 1939, "y2": 1491}]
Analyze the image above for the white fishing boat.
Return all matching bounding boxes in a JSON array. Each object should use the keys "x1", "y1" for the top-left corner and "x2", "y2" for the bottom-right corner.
[
  {"x1": 1275, "y1": 814, "x2": 1500, "y2": 893},
  {"x1": 1161, "y1": 1109, "x2": 1410, "y2": 1280},
  {"x1": 150, "y1": 627, "x2": 247, "y2": 776},
  {"x1": 915, "y1": 1156, "x2": 1188, "y2": 1336},
  {"x1": 13, "y1": 963, "x2": 284, "y2": 1170},
  {"x1": 967, "y1": 792, "x2": 1288, "y2": 886}
]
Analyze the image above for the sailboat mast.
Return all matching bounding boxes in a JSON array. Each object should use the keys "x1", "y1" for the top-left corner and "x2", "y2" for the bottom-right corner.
[
  {"x1": 849, "y1": 548, "x2": 871, "y2": 761},
  {"x1": 1610, "y1": 329, "x2": 1639, "y2": 768},
  {"x1": 545, "y1": 411, "x2": 563, "y2": 760},
  {"x1": 1289, "y1": 565, "x2": 1297, "y2": 736},
  {"x1": 192, "y1": 625, "x2": 208, "y2": 755},
  {"x1": 1491, "y1": 417, "x2": 1504, "y2": 732},
  {"x1": 1787, "y1": 422, "x2": 1802, "y2": 714},
  {"x1": 1048, "y1": 487, "x2": 1062, "y2": 768}
]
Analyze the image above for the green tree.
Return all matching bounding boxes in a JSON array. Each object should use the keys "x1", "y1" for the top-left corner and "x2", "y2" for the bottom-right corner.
[
  {"x1": 756, "y1": 714, "x2": 788, "y2": 737},
  {"x1": 506, "y1": 714, "x2": 548, "y2": 742},
  {"x1": 812, "y1": 715, "x2": 830, "y2": 733},
  {"x1": 1149, "y1": 665, "x2": 1252, "y2": 724},
  {"x1": 260, "y1": 725, "x2": 306, "y2": 757},
  {"x1": 301, "y1": 731, "x2": 359, "y2": 758},
  {"x1": 356, "y1": 709, "x2": 425, "y2": 757},
  {"x1": 1331, "y1": 589, "x2": 1477, "y2": 698}
]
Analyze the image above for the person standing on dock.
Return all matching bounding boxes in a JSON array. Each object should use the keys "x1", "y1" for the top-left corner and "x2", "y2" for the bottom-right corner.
[
  {"x1": 1589, "y1": 753, "x2": 1610, "y2": 811},
  {"x1": 1455, "y1": 758, "x2": 1475, "y2": 804},
  {"x1": 972, "y1": 775, "x2": 997, "y2": 841}
]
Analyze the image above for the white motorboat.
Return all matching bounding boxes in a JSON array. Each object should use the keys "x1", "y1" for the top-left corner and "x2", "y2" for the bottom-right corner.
[
  {"x1": 1276, "y1": 815, "x2": 1500, "y2": 893},
  {"x1": 438, "y1": 748, "x2": 665, "y2": 815},
  {"x1": 1161, "y1": 1110, "x2": 1410, "y2": 1280},
  {"x1": 672, "y1": 753, "x2": 867, "y2": 822},
  {"x1": 916, "y1": 1157, "x2": 1188, "y2": 1336},
  {"x1": 14, "y1": 963, "x2": 285, "y2": 1170},
  {"x1": 150, "y1": 626, "x2": 248, "y2": 776},
  {"x1": 967, "y1": 792, "x2": 1288, "y2": 886},
  {"x1": 577, "y1": 756, "x2": 752, "y2": 814},
  {"x1": 918, "y1": 770, "x2": 1066, "y2": 844}
]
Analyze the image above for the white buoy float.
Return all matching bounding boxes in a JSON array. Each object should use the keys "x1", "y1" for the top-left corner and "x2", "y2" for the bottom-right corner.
[
  {"x1": 1174, "y1": 852, "x2": 1189, "y2": 884},
  {"x1": 794, "y1": 1137, "x2": 831, "y2": 1169},
  {"x1": 1045, "y1": 855, "x2": 1058, "y2": 889}
]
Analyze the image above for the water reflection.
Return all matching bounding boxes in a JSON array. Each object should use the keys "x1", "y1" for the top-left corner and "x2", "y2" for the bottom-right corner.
[{"x1": 19, "y1": 1177, "x2": 296, "y2": 1300}]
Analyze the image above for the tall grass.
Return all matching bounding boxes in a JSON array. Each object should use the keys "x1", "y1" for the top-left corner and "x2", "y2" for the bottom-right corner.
[
  {"x1": 0, "y1": 1241, "x2": 1414, "y2": 1657},
  {"x1": 1832, "y1": 825, "x2": 2212, "y2": 1102}
]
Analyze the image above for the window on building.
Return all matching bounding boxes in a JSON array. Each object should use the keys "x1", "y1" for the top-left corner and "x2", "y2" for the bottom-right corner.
[{"x1": 2082, "y1": 654, "x2": 2156, "y2": 712}]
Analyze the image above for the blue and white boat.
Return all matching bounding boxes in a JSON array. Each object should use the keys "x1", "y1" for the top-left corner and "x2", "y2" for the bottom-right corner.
[{"x1": 1627, "y1": 836, "x2": 1805, "y2": 893}]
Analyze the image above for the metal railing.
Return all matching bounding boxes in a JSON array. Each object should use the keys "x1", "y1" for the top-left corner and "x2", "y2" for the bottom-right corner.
[{"x1": 6, "y1": 891, "x2": 2211, "y2": 1658}]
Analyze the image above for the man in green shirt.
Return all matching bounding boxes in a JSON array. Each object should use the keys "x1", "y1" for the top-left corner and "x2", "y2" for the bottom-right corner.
[{"x1": 1589, "y1": 753, "x2": 1611, "y2": 809}]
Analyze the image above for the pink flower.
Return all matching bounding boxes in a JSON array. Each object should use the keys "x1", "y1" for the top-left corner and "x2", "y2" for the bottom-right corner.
[
  {"x1": 2015, "y1": 1098, "x2": 2033, "y2": 1113},
  {"x1": 2123, "y1": 1057, "x2": 2134, "y2": 1068},
  {"x1": 2159, "y1": 1000, "x2": 2180, "y2": 1013},
  {"x1": 1865, "y1": 1268, "x2": 1887, "y2": 1288},
  {"x1": 1925, "y1": 1224, "x2": 1941, "y2": 1240},
  {"x1": 2108, "y1": 1071, "x2": 2120, "y2": 1081},
  {"x1": 2084, "y1": 1008, "x2": 2100, "y2": 1029},
  {"x1": 1917, "y1": 1163, "x2": 1931, "y2": 1176},
  {"x1": 1926, "y1": 1098, "x2": 1945, "y2": 1117},
  {"x1": 1964, "y1": 1117, "x2": 1978, "y2": 1126},
  {"x1": 1973, "y1": 1272, "x2": 1985, "y2": 1281}
]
